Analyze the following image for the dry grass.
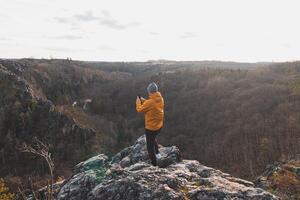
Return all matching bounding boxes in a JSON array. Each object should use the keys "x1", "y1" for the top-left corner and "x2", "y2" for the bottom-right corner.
[
  {"x1": 179, "y1": 185, "x2": 191, "y2": 200},
  {"x1": 269, "y1": 160, "x2": 300, "y2": 199}
]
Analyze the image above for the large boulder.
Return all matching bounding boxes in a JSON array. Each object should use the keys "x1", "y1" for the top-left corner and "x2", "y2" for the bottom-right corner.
[
  {"x1": 56, "y1": 135, "x2": 279, "y2": 200},
  {"x1": 111, "y1": 134, "x2": 181, "y2": 168},
  {"x1": 57, "y1": 155, "x2": 110, "y2": 200}
]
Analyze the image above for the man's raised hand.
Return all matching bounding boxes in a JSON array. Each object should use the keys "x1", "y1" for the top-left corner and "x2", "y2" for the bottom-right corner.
[{"x1": 136, "y1": 96, "x2": 141, "y2": 103}]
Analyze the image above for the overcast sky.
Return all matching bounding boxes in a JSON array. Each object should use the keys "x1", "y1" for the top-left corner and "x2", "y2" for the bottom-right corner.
[{"x1": 0, "y1": 0, "x2": 299, "y2": 62}]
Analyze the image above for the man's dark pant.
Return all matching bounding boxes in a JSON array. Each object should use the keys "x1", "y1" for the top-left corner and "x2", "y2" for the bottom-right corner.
[{"x1": 145, "y1": 128, "x2": 161, "y2": 166}]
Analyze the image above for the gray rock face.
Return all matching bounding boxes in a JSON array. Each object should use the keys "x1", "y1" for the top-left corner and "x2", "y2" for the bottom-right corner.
[
  {"x1": 57, "y1": 155, "x2": 110, "y2": 200},
  {"x1": 0, "y1": 59, "x2": 29, "y2": 74},
  {"x1": 57, "y1": 135, "x2": 279, "y2": 200},
  {"x1": 111, "y1": 135, "x2": 181, "y2": 168}
]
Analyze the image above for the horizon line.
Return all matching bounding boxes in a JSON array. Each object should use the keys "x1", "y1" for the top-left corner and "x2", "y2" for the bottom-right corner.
[{"x1": 1, "y1": 57, "x2": 299, "y2": 64}]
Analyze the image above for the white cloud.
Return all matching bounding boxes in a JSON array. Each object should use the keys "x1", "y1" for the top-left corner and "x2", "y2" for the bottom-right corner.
[
  {"x1": 53, "y1": 35, "x2": 84, "y2": 40},
  {"x1": 74, "y1": 11, "x2": 99, "y2": 22},
  {"x1": 149, "y1": 32, "x2": 159, "y2": 35},
  {"x1": 54, "y1": 10, "x2": 140, "y2": 30},
  {"x1": 180, "y1": 32, "x2": 198, "y2": 39},
  {"x1": 0, "y1": 37, "x2": 10, "y2": 41},
  {"x1": 97, "y1": 45, "x2": 115, "y2": 51},
  {"x1": 43, "y1": 47, "x2": 92, "y2": 52}
]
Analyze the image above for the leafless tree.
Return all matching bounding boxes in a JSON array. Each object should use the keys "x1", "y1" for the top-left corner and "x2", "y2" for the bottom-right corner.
[{"x1": 19, "y1": 137, "x2": 54, "y2": 200}]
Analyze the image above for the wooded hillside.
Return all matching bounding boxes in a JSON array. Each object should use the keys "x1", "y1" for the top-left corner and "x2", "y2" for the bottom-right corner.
[{"x1": 0, "y1": 59, "x2": 299, "y2": 191}]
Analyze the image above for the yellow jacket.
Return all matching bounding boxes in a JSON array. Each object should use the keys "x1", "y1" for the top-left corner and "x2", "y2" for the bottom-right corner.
[{"x1": 136, "y1": 92, "x2": 164, "y2": 131}]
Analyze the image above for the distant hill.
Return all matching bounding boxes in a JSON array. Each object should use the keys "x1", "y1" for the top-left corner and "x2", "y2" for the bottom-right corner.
[{"x1": 86, "y1": 60, "x2": 269, "y2": 76}]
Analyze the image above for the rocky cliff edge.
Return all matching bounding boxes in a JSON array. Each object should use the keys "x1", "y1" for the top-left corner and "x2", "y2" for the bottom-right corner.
[{"x1": 56, "y1": 135, "x2": 279, "y2": 200}]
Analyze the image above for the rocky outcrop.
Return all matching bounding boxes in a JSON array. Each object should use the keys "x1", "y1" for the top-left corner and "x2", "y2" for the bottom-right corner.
[
  {"x1": 0, "y1": 59, "x2": 29, "y2": 75},
  {"x1": 57, "y1": 135, "x2": 279, "y2": 200},
  {"x1": 255, "y1": 160, "x2": 300, "y2": 199}
]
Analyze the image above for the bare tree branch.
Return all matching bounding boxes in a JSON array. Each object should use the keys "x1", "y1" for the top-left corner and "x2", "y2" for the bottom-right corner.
[
  {"x1": 19, "y1": 137, "x2": 54, "y2": 200},
  {"x1": 18, "y1": 186, "x2": 27, "y2": 200}
]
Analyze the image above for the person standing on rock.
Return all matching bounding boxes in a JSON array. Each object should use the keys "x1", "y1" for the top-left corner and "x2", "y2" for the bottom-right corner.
[{"x1": 136, "y1": 82, "x2": 164, "y2": 166}]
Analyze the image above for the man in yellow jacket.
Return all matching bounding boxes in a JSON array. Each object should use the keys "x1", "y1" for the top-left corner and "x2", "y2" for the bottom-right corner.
[{"x1": 136, "y1": 82, "x2": 164, "y2": 166}]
